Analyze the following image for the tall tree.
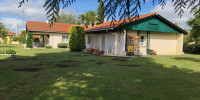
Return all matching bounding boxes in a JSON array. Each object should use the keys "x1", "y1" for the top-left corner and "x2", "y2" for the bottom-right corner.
[
  {"x1": 97, "y1": 0, "x2": 105, "y2": 24},
  {"x1": 79, "y1": 11, "x2": 97, "y2": 28},
  {"x1": 19, "y1": 0, "x2": 200, "y2": 25},
  {"x1": 187, "y1": 10, "x2": 200, "y2": 44},
  {"x1": 0, "y1": 22, "x2": 8, "y2": 39},
  {"x1": 54, "y1": 11, "x2": 78, "y2": 24}
]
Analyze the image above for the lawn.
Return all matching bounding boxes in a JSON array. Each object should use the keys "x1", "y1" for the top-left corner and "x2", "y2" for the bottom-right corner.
[{"x1": 0, "y1": 44, "x2": 200, "y2": 100}]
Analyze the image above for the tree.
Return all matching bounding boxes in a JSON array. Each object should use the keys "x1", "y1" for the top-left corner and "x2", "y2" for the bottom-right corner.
[
  {"x1": 79, "y1": 11, "x2": 97, "y2": 28},
  {"x1": 26, "y1": 32, "x2": 33, "y2": 48},
  {"x1": 20, "y1": 30, "x2": 26, "y2": 44},
  {"x1": 69, "y1": 25, "x2": 85, "y2": 51},
  {"x1": 0, "y1": 22, "x2": 8, "y2": 40},
  {"x1": 19, "y1": 0, "x2": 200, "y2": 25},
  {"x1": 97, "y1": 0, "x2": 105, "y2": 24},
  {"x1": 54, "y1": 11, "x2": 79, "y2": 24},
  {"x1": 187, "y1": 11, "x2": 200, "y2": 44}
]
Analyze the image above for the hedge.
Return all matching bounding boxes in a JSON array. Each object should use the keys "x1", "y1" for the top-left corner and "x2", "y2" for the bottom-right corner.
[
  {"x1": 69, "y1": 25, "x2": 85, "y2": 51},
  {"x1": 26, "y1": 32, "x2": 33, "y2": 48},
  {"x1": 184, "y1": 44, "x2": 200, "y2": 54},
  {"x1": 57, "y1": 43, "x2": 68, "y2": 48}
]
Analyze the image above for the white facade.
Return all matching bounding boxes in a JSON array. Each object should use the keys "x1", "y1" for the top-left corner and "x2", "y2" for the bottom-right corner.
[{"x1": 85, "y1": 31, "x2": 126, "y2": 56}]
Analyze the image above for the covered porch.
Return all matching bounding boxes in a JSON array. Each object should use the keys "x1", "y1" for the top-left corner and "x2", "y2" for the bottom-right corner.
[{"x1": 33, "y1": 34, "x2": 50, "y2": 48}]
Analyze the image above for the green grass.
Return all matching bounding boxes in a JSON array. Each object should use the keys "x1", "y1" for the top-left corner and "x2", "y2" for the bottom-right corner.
[{"x1": 0, "y1": 44, "x2": 200, "y2": 100}]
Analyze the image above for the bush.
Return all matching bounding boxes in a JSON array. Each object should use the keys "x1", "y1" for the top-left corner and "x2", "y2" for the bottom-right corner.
[
  {"x1": 69, "y1": 25, "x2": 85, "y2": 51},
  {"x1": 3, "y1": 37, "x2": 7, "y2": 44},
  {"x1": 13, "y1": 37, "x2": 19, "y2": 41},
  {"x1": 0, "y1": 49, "x2": 17, "y2": 55},
  {"x1": 26, "y1": 32, "x2": 33, "y2": 48},
  {"x1": 57, "y1": 43, "x2": 68, "y2": 48},
  {"x1": 45, "y1": 45, "x2": 52, "y2": 49},
  {"x1": 20, "y1": 30, "x2": 26, "y2": 44},
  {"x1": 9, "y1": 37, "x2": 13, "y2": 44},
  {"x1": 184, "y1": 44, "x2": 200, "y2": 54}
]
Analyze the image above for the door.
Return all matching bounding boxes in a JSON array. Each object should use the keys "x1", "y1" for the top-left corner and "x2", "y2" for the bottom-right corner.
[{"x1": 102, "y1": 35, "x2": 105, "y2": 51}]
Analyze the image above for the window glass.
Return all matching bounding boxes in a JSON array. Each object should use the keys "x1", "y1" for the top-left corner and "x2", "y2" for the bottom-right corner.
[
  {"x1": 88, "y1": 36, "x2": 91, "y2": 44},
  {"x1": 62, "y1": 36, "x2": 68, "y2": 43}
]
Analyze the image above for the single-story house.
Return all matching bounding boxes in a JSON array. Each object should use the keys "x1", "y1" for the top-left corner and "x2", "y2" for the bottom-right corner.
[
  {"x1": 85, "y1": 12, "x2": 188, "y2": 56},
  {"x1": 0, "y1": 31, "x2": 16, "y2": 44},
  {"x1": 26, "y1": 21, "x2": 78, "y2": 48}
]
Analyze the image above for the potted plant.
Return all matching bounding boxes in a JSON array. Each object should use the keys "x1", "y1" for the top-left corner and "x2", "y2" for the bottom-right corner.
[
  {"x1": 100, "y1": 50, "x2": 105, "y2": 55},
  {"x1": 91, "y1": 48, "x2": 95, "y2": 53},
  {"x1": 87, "y1": 48, "x2": 91, "y2": 52},
  {"x1": 95, "y1": 49, "x2": 99, "y2": 54}
]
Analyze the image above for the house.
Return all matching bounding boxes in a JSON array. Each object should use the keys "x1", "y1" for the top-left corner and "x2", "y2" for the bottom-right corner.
[
  {"x1": 26, "y1": 21, "x2": 78, "y2": 48},
  {"x1": 0, "y1": 30, "x2": 16, "y2": 44},
  {"x1": 85, "y1": 13, "x2": 188, "y2": 56}
]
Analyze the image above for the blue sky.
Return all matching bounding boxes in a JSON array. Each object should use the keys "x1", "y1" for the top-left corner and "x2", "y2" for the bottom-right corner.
[{"x1": 0, "y1": 0, "x2": 193, "y2": 33}]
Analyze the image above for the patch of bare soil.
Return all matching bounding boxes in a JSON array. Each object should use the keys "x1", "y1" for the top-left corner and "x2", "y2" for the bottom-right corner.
[
  {"x1": 120, "y1": 65, "x2": 140, "y2": 67},
  {"x1": 14, "y1": 68, "x2": 41, "y2": 72},
  {"x1": 89, "y1": 60, "x2": 97, "y2": 62},
  {"x1": 111, "y1": 58, "x2": 128, "y2": 62},
  {"x1": 55, "y1": 64, "x2": 75, "y2": 68},
  {"x1": 62, "y1": 60, "x2": 79, "y2": 63},
  {"x1": 96, "y1": 62, "x2": 105, "y2": 65}
]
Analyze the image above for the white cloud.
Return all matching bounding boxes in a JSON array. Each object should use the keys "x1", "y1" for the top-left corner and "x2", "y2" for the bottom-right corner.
[
  {"x1": 150, "y1": 0, "x2": 194, "y2": 29},
  {"x1": 0, "y1": 0, "x2": 77, "y2": 32},
  {"x1": 0, "y1": 17, "x2": 23, "y2": 33}
]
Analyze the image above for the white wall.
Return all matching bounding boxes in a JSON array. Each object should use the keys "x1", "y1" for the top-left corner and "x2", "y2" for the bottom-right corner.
[{"x1": 86, "y1": 31, "x2": 126, "y2": 55}]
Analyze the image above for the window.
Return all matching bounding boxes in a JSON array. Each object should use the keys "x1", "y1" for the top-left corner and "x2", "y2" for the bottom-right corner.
[
  {"x1": 62, "y1": 36, "x2": 68, "y2": 43},
  {"x1": 88, "y1": 36, "x2": 91, "y2": 44},
  {"x1": 140, "y1": 36, "x2": 145, "y2": 46}
]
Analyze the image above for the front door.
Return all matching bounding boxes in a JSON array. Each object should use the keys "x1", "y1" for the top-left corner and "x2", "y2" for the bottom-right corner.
[{"x1": 102, "y1": 35, "x2": 105, "y2": 51}]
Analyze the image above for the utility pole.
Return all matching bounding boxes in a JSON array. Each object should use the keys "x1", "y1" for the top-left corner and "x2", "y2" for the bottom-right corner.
[
  {"x1": 22, "y1": 10, "x2": 24, "y2": 31},
  {"x1": 16, "y1": 14, "x2": 18, "y2": 37}
]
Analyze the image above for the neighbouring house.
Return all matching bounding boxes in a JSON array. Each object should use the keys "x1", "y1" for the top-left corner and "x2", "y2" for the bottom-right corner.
[
  {"x1": 85, "y1": 13, "x2": 188, "y2": 56},
  {"x1": 26, "y1": 21, "x2": 78, "y2": 48},
  {"x1": 0, "y1": 30, "x2": 16, "y2": 44}
]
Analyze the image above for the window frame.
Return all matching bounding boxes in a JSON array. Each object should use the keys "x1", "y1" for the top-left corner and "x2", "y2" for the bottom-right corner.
[{"x1": 62, "y1": 35, "x2": 69, "y2": 43}]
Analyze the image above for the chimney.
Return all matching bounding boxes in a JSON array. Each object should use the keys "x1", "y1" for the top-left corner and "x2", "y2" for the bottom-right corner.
[{"x1": 46, "y1": 20, "x2": 49, "y2": 24}]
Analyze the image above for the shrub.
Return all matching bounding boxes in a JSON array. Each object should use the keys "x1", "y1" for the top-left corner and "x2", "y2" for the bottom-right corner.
[
  {"x1": 3, "y1": 37, "x2": 7, "y2": 44},
  {"x1": 13, "y1": 37, "x2": 20, "y2": 41},
  {"x1": 0, "y1": 49, "x2": 17, "y2": 55},
  {"x1": 26, "y1": 32, "x2": 33, "y2": 48},
  {"x1": 20, "y1": 30, "x2": 26, "y2": 44},
  {"x1": 57, "y1": 43, "x2": 68, "y2": 48},
  {"x1": 45, "y1": 45, "x2": 52, "y2": 49},
  {"x1": 9, "y1": 37, "x2": 13, "y2": 44},
  {"x1": 184, "y1": 44, "x2": 200, "y2": 54},
  {"x1": 69, "y1": 25, "x2": 85, "y2": 51}
]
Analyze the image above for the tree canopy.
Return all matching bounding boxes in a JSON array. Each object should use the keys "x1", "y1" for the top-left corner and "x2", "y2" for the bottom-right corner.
[
  {"x1": 0, "y1": 22, "x2": 8, "y2": 39},
  {"x1": 79, "y1": 11, "x2": 97, "y2": 28},
  {"x1": 97, "y1": 0, "x2": 105, "y2": 24},
  {"x1": 187, "y1": 10, "x2": 200, "y2": 43},
  {"x1": 19, "y1": 0, "x2": 199, "y2": 25}
]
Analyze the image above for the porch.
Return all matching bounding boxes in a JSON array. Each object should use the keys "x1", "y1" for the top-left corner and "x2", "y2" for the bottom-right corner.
[{"x1": 33, "y1": 34, "x2": 50, "y2": 48}]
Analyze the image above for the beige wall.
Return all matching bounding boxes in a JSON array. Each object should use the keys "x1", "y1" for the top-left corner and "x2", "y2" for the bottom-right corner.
[
  {"x1": 127, "y1": 30, "x2": 184, "y2": 55},
  {"x1": 32, "y1": 32, "x2": 69, "y2": 48}
]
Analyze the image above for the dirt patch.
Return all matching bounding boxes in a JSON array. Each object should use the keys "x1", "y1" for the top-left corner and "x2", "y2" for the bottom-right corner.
[
  {"x1": 62, "y1": 60, "x2": 79, "y2": 63},
  {"x1": 89, "y1": 60, "x2": 97, "y2": 62},
  {"x1": 120, "y1": 65, "x2": 140, "y2": 67},
  {"x1": 96, "y1": 62, "x2": 105, "y2": 65},
  {"x1": 55, "y1": 64, "x2": 75, "y2": 68},
  {"x1": 111, "y1": 58, "x2": 128, "y2": 62},
  {"x1": 14, "y1": 68, "x2": 41, "y2": 72}
]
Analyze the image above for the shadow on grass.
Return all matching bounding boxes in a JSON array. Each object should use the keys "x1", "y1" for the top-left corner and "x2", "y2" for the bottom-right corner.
[
  {"x1": 173, "y1": 57, "x2": 200, "y2": 62},
  {"x1": 0, "y1": 51, "x2": 200, "y2": 100}
]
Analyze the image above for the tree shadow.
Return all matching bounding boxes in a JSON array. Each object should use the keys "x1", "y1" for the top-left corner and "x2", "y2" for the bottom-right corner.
[
  {"x1": 0, "y1": 51, "x2": 200, "y2": 99},
  {"x1": 172, "y1": 57, "x2": 200, "y2": 62}
]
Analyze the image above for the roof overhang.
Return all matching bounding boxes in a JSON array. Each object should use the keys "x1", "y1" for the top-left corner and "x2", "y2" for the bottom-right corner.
[{"x1": 27, "y1": 30, "x2": 69, "y2": 34}]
